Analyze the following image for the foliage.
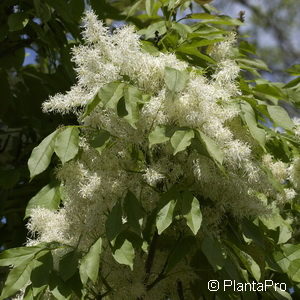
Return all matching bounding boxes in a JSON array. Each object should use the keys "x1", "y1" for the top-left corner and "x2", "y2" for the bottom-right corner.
[{"x1": 1, "y1": 0, "x2": 300, "y2": 300}]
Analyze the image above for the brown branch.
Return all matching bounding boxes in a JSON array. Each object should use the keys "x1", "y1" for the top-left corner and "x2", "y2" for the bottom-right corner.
[
  {"x1": 144, "y1": 230, "x2": 158, "y2": 284},
  {"x1": 177, "y1": 280, "x2": 185, "y2": 300}
]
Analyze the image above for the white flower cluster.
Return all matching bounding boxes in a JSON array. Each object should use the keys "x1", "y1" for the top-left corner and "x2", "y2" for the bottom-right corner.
[
  {"x1": 26, "y1": 11, "x2": 298, "y2": 299},
  {"x1": 42, "y1": 12, "x2": 186, "y2": 114}
]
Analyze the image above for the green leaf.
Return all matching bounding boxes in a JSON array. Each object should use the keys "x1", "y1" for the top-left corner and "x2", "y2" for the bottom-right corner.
[
  {"x1": 148, "y1": 125, "x2": 170, "y2": 147},
  {"x1": 141, "y1": 41, "x2": 160, "y2": 56},
  {"x1": 24, "y1": 285, "x2": 47, "y2": 300},
  {"x1": 282, "y1": 244, "x2": 300, "y2": 261},
  {"x1": 54, "y1": 127, "x2": 79, "y2": 164},
  {"x1": 164, "y1": 67, "x2": 189, "y2": 96},
  {"x1": 0, "y1": 261, "x2": 34, "y2": 299},
  {"x1": 181, "y1": 192, "x2": 202, "y2": 235},
  {"x1": 105, "y1": 200, "x2": 123, "y2": 242},
  {"x1": 90, "y1": 129, "x2": 111, "y2": 154},
  {"x1": 176, "y1": 46, "x2": 216, "y2": 64},
  {"x1": 201, "y1": 235, "x2": 226, "y2": 271},
  {"x1": 79, "y1": 237, "x2": 102, "y2": 284},
  {"x1": 268, "y1": 287, "x2": 292, "y2": 300},
  {"x1": 123, "y1": 191, "x2": 145, "y2": 231},
  {"x1": 284, "y1": 77, "x2": 300, "y2": 89},
  {"x1": 172, "y1": 22, "x2": 192, "y2": 38},
  {"x1": 113, "y1": 239, "x2": 135, "y2": 270},
  {"x1": 229, "y1": 244, "x2": 261, "y2": 281},
  {"x1": 254, "y1": 84, "x2": 283, "y2": 102},
  {"x1": 196, "y1": 130, "x2": 224, "y2": 165},
  {"x1": 286, "y1": 64, "x2": 300, "y2": 76},
  {"x1": 187, "y1": 13, "x2": 243, "y2": 26},
  {"x1": 156, "y1": 199, "x2": 176, "y2": 235},
  {"x1": 170, "y1": 129, "x2": 194, "y2": 155},
  {"x1": 240, "y1": 101, "x2": 266, "y2": 149},
  {"x1": 288, "y1": 259, "x2": 300, "y2": 282},
  {"x1": 25, "y1": 183, "x2": 61, "y2": 219},
  {"x1": 138, "y1": 21, "x2": 167, "y2": 40},
  {"x1": 49, "y1": 273, "x2": 72, "y2": 300},
  {"x1": 99, "y1": 82, "x2": 124, "y2": 110},
  {"x1": 123, "y1": 85, "x2": 146, "y2": 128},
  {"x1": 237, "y1": 58, "x2": 270, "y2": 72},
  {"x1": 59, "y1": 250, "x2": 80, "y2": 281},
  {"x1": 274, "y1": 244, "x2": 300, "y2": 273},
  {"x1": 267, "y1": 105, "x2": 294, "y2": 131},
  {"x1": 31, "y1": 251, "x2": 53, "y2": 288},
  {"x1": 23, "y1": 285, "x2": 34, "y2": 300},
  {"x1": 278, "y1": 223, "x2": 292, "y2": 244},
  {"x1": 178, "y1": 37, "x2": 224, "y2": 49},
  {"x1": 8, "y1": 13, "x2": 29, "y2": 31},
  {"x1": 273, "y1": 251, "x2": 290, "y2": 273},
  {"x1": 80, "y1": 94, "x2": 101, "y2": 120},
  {"x1": 0, "y1": 244, "x2": 47, "y2": 267},
  {"x1": 28, "y1": 130, "x2": 58, "y2": 179},
  {"x1": 127, "y1": 0, "x2": 143, "y2": 18},
  {"x1": 145, "y1": 0, "x2": 154, "y2": 16},
  {"x1": 260, "y1": 212, "x2": 292, "y2": 244},
  {"x1": 165, "y1": 236, "x2": 196, "y2": 273},
  {"x1": 239, "y1": 41, "x2": 257, "y2": 55}
]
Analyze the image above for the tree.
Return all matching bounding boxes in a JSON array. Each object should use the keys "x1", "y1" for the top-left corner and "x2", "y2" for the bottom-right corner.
[{"x1": 1, "y1": 0, "x2": 300, "y2": 299}]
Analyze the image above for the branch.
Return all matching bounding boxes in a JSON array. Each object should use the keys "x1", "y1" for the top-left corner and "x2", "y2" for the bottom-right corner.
[
  {"x1": 177, "y1": 280, "x2": 185, "y2": 300},
  {"x1": 144, "y1": 230, "x2": 158, "y2": 284}
]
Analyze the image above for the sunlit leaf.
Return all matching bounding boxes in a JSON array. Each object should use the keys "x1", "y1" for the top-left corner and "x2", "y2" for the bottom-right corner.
[
  {"x1": 187, "y1": 13, "x2": 243, "y2": 26},
  {"x1": 164, "y1": 67, "x2": 189, "y2": 96},
  {"x1": 148, "y1": 125, "x2": 170, "y2": 147},
  {"x1": 170, "y1": 129, "x2": 194, "y2": 155},
  {"x1": 113, "y1": 239, "x2": 135, "y2": 270},
  {"x1": 229, "y1": 244, "x2": 261, "y2": 281},
  {"x1": 28, "y1": 130, "x2": 58, "y2": 179},
  {"x1": 286, "y1": 64, "x2": 300, "y2": 76},
  {"x1": 99, "y1": 82, "x2": 124, "y2": 110},
  {"x1": 181, "y1": 192, "x2": 202, "y2": 235},
  {"x1": 267, "y1": 105, "x2": 294, "y2": 131},
  {"x1": 79, "y1": 237, "x2": 102, "y2": 284},
  {"x1": 196, "y1": 130, "x2": 224, "y2": 165},
  {"x1": 25, "y1": 183, "x2": 61, "y2": 219},
  {"x1": 288, "y1": 259, "x2": 300, "y2": 282},
  {"x1": 156, "y1": 199, "x2": 176, "y2": 234},
  {"x1": 0, "y1": 261, "x2": 34, "y2": 299},
  {"x1": 240, "y1": 101, "x2": 266, "y2": 149}
]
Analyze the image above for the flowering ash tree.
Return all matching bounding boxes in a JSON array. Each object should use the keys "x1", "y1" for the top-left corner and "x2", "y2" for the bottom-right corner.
[{"x1": 1, "y1": 1, "x2": 300, "y2": 299}]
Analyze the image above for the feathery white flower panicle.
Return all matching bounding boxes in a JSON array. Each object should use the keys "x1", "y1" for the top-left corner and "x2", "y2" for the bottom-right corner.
[
  {"x1": 142, "y1": 167, "x2": 164, "y2": 186},
  {"x1": 262, "y1": 154, "x2": 288, "y2": 183},
  {"x1": 27, "y1": 208, "x2": 69, "y2": 244},
  {"x1": 211, "y1": 32, "x2": 237, "y2": 61},
  {"x1": 276, "y1": 188, "x2": 297, "y2": 205},
  {"x1": 42, "y1": 11, "x2": 187, "y2": 114}
]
